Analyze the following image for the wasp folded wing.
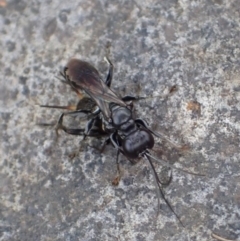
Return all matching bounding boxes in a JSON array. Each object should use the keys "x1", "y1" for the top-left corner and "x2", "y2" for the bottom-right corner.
[{"x1": 66, "y1": 59, "x2": 126, "y2": 118}]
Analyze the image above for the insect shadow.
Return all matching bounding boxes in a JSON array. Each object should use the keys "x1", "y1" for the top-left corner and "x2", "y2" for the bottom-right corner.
[{"x1": 39, "y1": 54, "x2": 204, "y2": 226}]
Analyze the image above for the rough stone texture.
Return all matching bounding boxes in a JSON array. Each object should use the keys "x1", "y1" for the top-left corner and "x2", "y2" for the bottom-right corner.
[{"x1": 1, "y1": 1, "x2": 240, "y2": 241}]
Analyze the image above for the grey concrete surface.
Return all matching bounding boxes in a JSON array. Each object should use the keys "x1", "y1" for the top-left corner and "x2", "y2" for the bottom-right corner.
[{"x1": 1, "y1": 0, "x2": 240, "y2": 240}]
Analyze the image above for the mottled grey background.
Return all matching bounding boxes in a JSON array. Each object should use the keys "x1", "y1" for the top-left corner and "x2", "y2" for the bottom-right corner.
[{"x1": 1, "y1": 0, "x2": 240, "y2": 241}]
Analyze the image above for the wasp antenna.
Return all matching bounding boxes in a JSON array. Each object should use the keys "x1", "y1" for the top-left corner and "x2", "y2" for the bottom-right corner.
[
  {"x1": 145, "y1": 152, "x2": 205, "y2": 176},
  {"x1": 36, "y1": 122, "x2": 55, "y2": 127},
  {"x1": 144, "y1": 154, "x2": 184, "y2": 226}
]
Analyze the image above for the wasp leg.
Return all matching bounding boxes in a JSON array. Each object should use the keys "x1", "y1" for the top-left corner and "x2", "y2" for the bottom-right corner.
[
  {"x1": 40, "y1": 104, "x2": 78, "y2": 111},
  {"x1": 41, "y1": 100, "x2": 100, "y2": 137},
  {"x1": 108, "y1": 132, "x2": 124, "y2": 185},
  {"x1": 112, "y1": 150, "x2": 121, "y2": 186},
  {"x1": 122, "y1": 95, "x2": 146, "y2": 102},
  {"x1": 83, "y1": 116, "x2": 102, "y2": 139},
  {"x1": 99, "y1": 138, "x2": 111, "y2": 153},
  {"x1": 122, "y1": 94, "x2": 165, "y2": 102},
  {"x1": 59, "y1": 126, "x2": 108, "y2": 136},
  {"x1": 56, "y1": 113, "x2": 108, "y2": 137},
  {"x1": 104, "y1": 56, "x2": 113, "y2": 87},
  {"x1": 57, "y1": 120, "x2": 109, "y2": 159},
  {"x1": 40, "y1": 95, "x2": 96, "y2": 111},
  {"x1": 39, "y1": 108, "x2": 93, "y2": 130},
  {"x1": 54, "y1": 110, "x2": 96, "y2": 136}
]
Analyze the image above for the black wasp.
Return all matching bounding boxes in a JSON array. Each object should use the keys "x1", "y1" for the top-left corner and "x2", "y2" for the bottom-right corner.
[{"x1": 41, "y1": 55, "x2": 201, "y2": 225}]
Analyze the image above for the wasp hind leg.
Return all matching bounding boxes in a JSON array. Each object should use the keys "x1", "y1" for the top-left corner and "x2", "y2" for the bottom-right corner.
[
  {"x1": 55, "y1": 113, "x2": 108, "y2": 158},
  {"x1": 55, "y1": 113, "x2": 106, "y2": 137}
]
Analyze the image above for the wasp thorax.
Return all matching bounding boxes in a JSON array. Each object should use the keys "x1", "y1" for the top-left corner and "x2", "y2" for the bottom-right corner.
[{"x1": 111, "y1": 106, "x2": 132, "y2": 127}]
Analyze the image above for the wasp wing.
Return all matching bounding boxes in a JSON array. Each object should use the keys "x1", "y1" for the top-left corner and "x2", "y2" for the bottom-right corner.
[{"x1": 66, "y1": 59, "x2": 126, "y2": 118}]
